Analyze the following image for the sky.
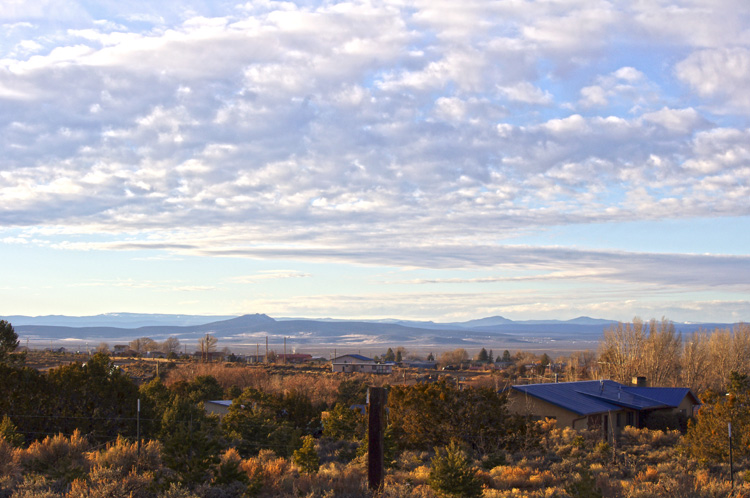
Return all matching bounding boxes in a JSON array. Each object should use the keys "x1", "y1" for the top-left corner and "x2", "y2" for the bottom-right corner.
[{"x1": 1, "y1": 0, "x2": 749, "y2": 323}]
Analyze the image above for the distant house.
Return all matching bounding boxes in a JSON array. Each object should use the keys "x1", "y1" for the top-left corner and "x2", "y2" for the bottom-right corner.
[
  {"x1": 403, "y1": 360, "x2": 437, "y2": 370},
  {"x1": 277, "y1": 353, "x2": 313, "y2": 364},
  {"x1": 506, "y1": 379, "x2": 700, "y2": 434},
  {"x1": 192, "y1": 351, "x2": 226, "y2": 362},
  {"x1": 204, "y1": 400, "x2": 233, "y2": 418},
  {"x1": 112, "y1": 345, "x2": 137, "y2": 356},
  {"x1": 331, "y1": 354, "x2": 393, "y2": 374},
  {"x1": 145, "y1": 351, "x2": 166, "y2": 359}
]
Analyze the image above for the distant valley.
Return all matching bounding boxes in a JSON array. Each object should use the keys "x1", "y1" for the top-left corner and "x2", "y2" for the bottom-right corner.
[{"x1": 6, "y1": 313, "x2": 740, "y2": 355}]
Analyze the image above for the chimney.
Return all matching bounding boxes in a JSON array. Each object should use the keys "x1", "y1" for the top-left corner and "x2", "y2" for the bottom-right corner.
[{"x1": 632, "y1": 376, "x2": 647, "y2": 387}]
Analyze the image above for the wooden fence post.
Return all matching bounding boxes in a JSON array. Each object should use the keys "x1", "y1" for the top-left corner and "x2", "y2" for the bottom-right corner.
[{"x1": 368, "y1": 386, "x2": 387, "y2": 491}]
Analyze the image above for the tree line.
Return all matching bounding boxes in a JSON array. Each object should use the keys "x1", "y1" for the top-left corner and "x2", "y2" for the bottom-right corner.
[{"x1": 598, "y1": 317, "x2": 750, "y2": 392}]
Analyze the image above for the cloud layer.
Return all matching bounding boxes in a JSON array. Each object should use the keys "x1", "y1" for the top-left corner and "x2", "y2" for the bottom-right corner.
[{"x1": 1, "y1": 0, "x2": 749, "y2": 321}]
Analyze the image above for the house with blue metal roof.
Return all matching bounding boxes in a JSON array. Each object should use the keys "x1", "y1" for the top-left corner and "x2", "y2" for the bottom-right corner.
[
  {"x1": 506, "y1": 379, "x2": 700, "y2": 434},
  {"x1": 331, "y1": 354, "x2": 393, "y2": 374}
]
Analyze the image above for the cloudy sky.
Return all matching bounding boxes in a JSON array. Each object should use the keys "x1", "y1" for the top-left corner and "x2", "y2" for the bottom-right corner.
[{"x1": 1, "y1": 0, "x2": 749, "y2": 323}]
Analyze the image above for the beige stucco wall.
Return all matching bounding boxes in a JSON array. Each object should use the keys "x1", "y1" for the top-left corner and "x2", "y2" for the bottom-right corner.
[
  {"x1": 204, "y1": 401, "x2": 231, "y2": 418},
  {"x1": 507, "y1": 390, "x2": 637, "y2": 435},
  {"x1": 507, "y1": 390, "x2": 589, "y2": 429},
  {"x1": 332, "y1": 360, "x2": 392, "y2": 374},
  {"x1": 677, "y1": 395, "x2": 699, "y2": 416}
]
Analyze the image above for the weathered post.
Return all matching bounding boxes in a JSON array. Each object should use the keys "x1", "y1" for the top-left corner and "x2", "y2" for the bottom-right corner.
[
  {"x1": 368, "y1": 387, "x2": 387, "y2": 491},
  {"x1": 136, "y1": 398, "x2": 141, "y2": 464}
]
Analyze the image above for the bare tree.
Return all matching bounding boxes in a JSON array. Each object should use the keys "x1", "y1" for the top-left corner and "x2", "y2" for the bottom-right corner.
[
  {"x1": 162, "y1": 336, "x2": 181, "y2": 355},
  {"x1": 641, "y1": 317, "x2": 682, "y2": 387},
  {"x1": 129, "y1": 337, "x2": 159, "y2": 355},
  {"x1": 681, "y1": 330, "x2": 711, "y2": 393},
  {"x1": 438, "y1": 348, "x2": 468, "y2": 367},
  {"x1": 707, "y1": 323, "x2": 750, "y2": 391},
  {"x1": 598, "y1": 318, "x2": 646, "y2": 383},
  {"x1": 96, "y1": 342, "x2": 110, "y2": 354},
  {"x1": 198, "y1": 333, "x2": 218, "y2": 362}
]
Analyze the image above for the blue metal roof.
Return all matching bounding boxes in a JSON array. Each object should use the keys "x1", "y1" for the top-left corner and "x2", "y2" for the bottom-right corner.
[
  {"x1": 510, "y1": 380, "x2": 694, "y2": 416},
  {"x1": 622, "y1": 387, "x2": 698, "y2": 407},
  {"x1": 333, "y1": 354, "x2": 374, "y2": 362}
]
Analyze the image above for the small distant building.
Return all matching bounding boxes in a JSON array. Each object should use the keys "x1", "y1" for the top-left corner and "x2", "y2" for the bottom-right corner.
[
  {"x1": 277, "y1": 353, "x2": 313, "y2": 364},
  {"x1": 112, "y1": 345, "x2": 137, "y2": 356},
  {"x1": 403, "y1": 360, "x2": 437, "y2": 370},
  {"x1": 204, "y1": 400, "x2": 233, "y2": 418},
  {"x1": 145, "y1": 351, "x2": 166, "y2": 359},
  {"x1": 193, "y1": 351, "x2": 226, "y2": 362},
  {"x1": 331, "y1": 354, "x2": 393, "y2": 374}
]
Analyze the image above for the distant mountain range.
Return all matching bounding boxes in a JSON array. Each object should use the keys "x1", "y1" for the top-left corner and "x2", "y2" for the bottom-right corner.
[{"x1": 5, "y1": 313, "x2": 741, "y2": 352}]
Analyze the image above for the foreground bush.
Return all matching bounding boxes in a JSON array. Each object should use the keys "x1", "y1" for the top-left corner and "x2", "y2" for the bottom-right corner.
[{"x1": 428, "y1": 442, "x2": 482, "y2": 498}]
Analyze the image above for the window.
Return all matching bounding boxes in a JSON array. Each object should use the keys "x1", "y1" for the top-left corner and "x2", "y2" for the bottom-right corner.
[{"x1": 616, "y1": 413, "x2": 622, "y2": 428}]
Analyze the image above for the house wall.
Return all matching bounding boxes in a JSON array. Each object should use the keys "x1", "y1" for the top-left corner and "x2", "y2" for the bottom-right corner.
[
  {"x1": 332, "y1": 361, "x2": 392, "y2": 374},
  {"x1": 506, "y1": 390, "x2": 634, "y2": 434},
  {"x1": 677, "y1": 396, "x2": 699, "y2": 417},
  {"x1": 204, "y1": 401, "x2": 231, "y2": 418},
  {"x1": 506, "y1": 391, "x2": 588, "y2": 429}
]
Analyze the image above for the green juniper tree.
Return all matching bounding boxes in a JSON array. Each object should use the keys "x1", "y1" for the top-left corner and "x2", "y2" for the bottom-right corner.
[
  {"x1": 0, "y1": 320, "x2": 24, "y2": 366},
  {"x1": 428, "y1": 441, "x2": 482, "y2": 498},
  {"x1": 293, "y1": 435, "x2": 320, "y2": 474}
]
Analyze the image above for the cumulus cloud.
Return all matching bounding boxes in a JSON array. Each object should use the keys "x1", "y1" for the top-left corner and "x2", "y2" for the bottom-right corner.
[
  {"x1": 676, "y1": 47, "x2": 750, "y2": 112},
  {"x1": 1, "y1": 0, "x2": 749, "y2": 320}
]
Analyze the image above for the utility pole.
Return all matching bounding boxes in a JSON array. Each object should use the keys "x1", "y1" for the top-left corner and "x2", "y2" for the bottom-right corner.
[
  {"x1": 265, "y1": 336, "x2": 269, "y2": 363},
  {"x1": 368, "y1": 387, "x2": 387, "y2": 491},
  {"x1": 283, "y1": 337, "x2": 287, "y2": 365}
]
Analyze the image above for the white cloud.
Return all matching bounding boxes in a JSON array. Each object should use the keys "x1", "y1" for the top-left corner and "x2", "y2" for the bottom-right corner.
[
  {"x1": 1, "y1": 0, "x2": 749, "y2": 321},
  {"x1": 641, "y1": 107, "x2": 706, "y2": 134},
  {"x1": 578, "y1": 66, "x2": 656, "y2": 109},
  {"x1": 497, "y1": 81, "x2": 553, "y2": 105},
  {"x1": 676, "y1": 48, "x2": 750, "y2": 112}
]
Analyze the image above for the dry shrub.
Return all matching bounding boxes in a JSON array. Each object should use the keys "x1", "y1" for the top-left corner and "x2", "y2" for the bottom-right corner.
[
  {"x1": 277, "y1": 374, "x2": 340, "y2": 406},
  {"x1": 239, "y1": 449, "x2": 296, "y2": 495},
  {"x1": 8, "y1": 474, "x2": 59, "y2": 498},
  {"x1": 619, "y1": 426, "x2": 679, "y2": 450},
  {"x1": 490, "y1": 466, "x2": 532, "y2": 488},
  {"x1": 316, "y1": 438, "x2": 359, "y2": 464},
  {"x1": 528, "y1": 470, "x2": 554, "y2": 488},
  {"x1": 379, "y1": 477, "x2": 437, "y2": 498},
  {"x1": 633, "y1": 466, "x2": 659, "y2": 483},
  {"x1": 0, "y1": 437, "x2": 21, "y2": 490},
  {"x1": 397, "y1": 451, "x2": 431, "y2": 472},
  {"x1": 412, "y1": 465, "x2": 431, "y2": 483},
  {"x1": 158, "y1": 483, "x2": 200, "y2": 498},
  {"x1": 164, "y1": 364, "x2": 344, "y2": 405},
  {"x1": 18, "y1": 431, "x2": 90, "y2": 483},
  {"x1": 693, "y1": 469, "x2": 712, "y2": 488},
  {"x1": 488, "y1": 466, "x2": 555, "y2": 490},
  {"x1": 482, "y1": 488, "x2": 571, "y2": 497},
  {"x1": 66, "y1": 466, "x2": 153, "y2": 498},
  {"x1": 311, "y1": 462, "x2": 366, "y2": 496},
  {"x1": 165, "y1": 363, "x2": 272, "y2": 391},
  {"x1": 86, "y1": 436, "x2": 162, "y2": 475}
]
